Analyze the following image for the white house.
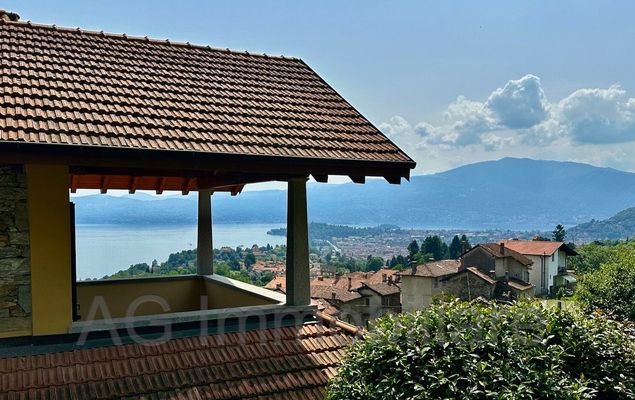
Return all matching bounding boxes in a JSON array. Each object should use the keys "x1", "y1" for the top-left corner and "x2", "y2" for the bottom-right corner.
[{"x1": 499, "y1": 240, "x2": 577, "y2": 295}]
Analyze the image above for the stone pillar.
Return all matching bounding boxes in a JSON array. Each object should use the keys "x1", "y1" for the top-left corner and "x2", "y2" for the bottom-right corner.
[
  {"x1": 0, "y1": 165, "x2": 32, "y2": 337},
  {"x1": 197, "y1": 189, "x2": 213, "y2": 275},
  {"x1": 285, "y1": 178, "x2": 310, "y2": 306}
]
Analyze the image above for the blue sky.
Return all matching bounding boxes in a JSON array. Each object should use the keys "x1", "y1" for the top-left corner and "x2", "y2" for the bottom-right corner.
[{"x1": 5, "y1": 0, "x2": 635, "y2": 175}]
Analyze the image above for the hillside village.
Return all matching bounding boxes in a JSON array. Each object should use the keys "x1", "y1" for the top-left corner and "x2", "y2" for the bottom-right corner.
[
  {"x1": 260, "y1": 237, "x2": 579, "y2": 326},
  {"x1": 99, "y1": 231, "x2": 580, "y2": 328}
]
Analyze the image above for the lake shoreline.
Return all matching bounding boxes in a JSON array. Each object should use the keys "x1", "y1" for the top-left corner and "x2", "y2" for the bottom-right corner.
[{"x1": 75, "y1": 223, "x2": 287, "y2": 280}]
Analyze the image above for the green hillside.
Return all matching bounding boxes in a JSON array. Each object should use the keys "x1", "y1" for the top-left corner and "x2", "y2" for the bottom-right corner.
[{"x1": 570, "y1": 207, "x2": 635, "y2": 242}]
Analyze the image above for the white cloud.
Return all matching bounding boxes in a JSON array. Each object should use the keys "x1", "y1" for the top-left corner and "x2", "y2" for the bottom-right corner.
[
  {"x1": 387, "y1": 75, "x2": 552, "y2": 149},
  {"x1": 557, "y1": 85, "x2": 635, "y2": 144},
  {"x1": 486, "y1": 74, "x2": 549, "y2": 129},
  {"x1": 379, "y1": 115, "x2": 411, "y2": 139},
  {"x1": 379, "y1": 75, "x2": 635, "y2": 174}
]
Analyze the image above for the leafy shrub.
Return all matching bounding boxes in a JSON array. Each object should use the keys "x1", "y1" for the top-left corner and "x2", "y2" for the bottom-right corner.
[
  {"x1": 327, "y1": 299, "x2": 635, "y2": 400},
  {"x1": 576, "y1": 249, "x2": 635, "y2": 321}
]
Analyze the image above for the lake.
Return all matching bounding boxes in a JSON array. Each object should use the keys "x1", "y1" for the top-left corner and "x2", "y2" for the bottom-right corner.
[{"x1": 76, "y1": 223, "x2": 286, "y2": 280}]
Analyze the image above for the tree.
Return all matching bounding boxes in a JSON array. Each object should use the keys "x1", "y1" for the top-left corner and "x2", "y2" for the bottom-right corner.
[
  {"x1": 448, "y1": 235, "x2": 463, "y2": 259},
  {"x1": 244, "y1": 253, "x2": 256, "y2": 268},
  {"x1": 460, "y1": 234, "x2": 471, "y2": 250},
  {"x1": 328, "y1": 299, "x2": 635, "y2": 400},
  {"x1": 553, "y1": 224, "x2": 567, "y2": 242},
  {"x1": 214, "y1": 262, "x2": 231, "y2": 276},
  {"x1": 576, "y1": 246, "x2": 635, "y2": 320},
  {"x1": 568, "y1": 240, "x2": 633, "y2": 273},
  {"x1": 407, "y1": 240, "x2": 419, "y2": 259},
  {"x1": 365, "y1": 255, "x2": 384, "y2": 272},
  {"x1": 422, "y1": 235, "x2": 446, "y2": 260}
]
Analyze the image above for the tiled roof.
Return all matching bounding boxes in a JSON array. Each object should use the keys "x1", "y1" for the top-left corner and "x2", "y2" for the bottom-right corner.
[
  {"x1": 476, "y1": 243, "x2": 533, "y2": 266},
  {"x1": 403, "y1": 259, "x2": 461, "y2": 277},
  {"x1": 0, "y1": 15, "x2": 414, "y2": 177},
  {"x1": 267, "y1": 270, "x2": 401, "y2": 304},
  {"x1": 0, "y1": 318, "x2": 358, "y2": 400},
  {"x1": 310, "y1": 277, "x2": 363, "y2": 303},
  {"x1": 506, "y1": 277, "x2": 534, "y2": 291},
  {"x1": 264, "y1": 276, "x2": 287, "y2": 293},
  {"x1": 441, "y1": 266, "x2": 496, "y2": 285},
  {"x1": 465, "y1": 266, "x2": 497, "y2": 285},
  {"x1": 360, "y1": 282, "x2": 400, "y2": 296},
  {"x1": 500, "y1": 240, "x2": 577, "y2": 257},
  {"x1": 366, "y1": 268, "x2": 400, "y2": 285}
]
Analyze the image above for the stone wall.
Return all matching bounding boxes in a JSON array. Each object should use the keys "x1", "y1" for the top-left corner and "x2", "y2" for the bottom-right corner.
[
  {"x1": 442, "y1": 272, "x2": 493, "y2": 301},
  {"x1": 463, "y1": 247, "x2": 495, "y2": 274},
  {"x1": 0, "y1": 165, "x2": 31, "y2": 333}
]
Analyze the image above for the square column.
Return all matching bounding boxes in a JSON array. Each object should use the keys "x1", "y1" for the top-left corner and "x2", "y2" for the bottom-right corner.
[
  {"x1": 285, "y1": 178, "x2": 310, "y2": 306},
  {"x1": 197, "y1": 189, "x2": 213, "y2": 275}
]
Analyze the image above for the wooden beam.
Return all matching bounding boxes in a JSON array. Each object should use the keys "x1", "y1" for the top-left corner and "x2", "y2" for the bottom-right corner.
[
  {"x1": 156, "y1": 177, "x2": 166, "y2": 195},
  {"x1": 182, "y1": 177, "x2": 194, "y2": 195},
  {"x1": 312, "y1": 174, "x2": 328, "y2": 183},
  {"x1": 129, "y1": 176, "x2": 139, "y2": 194},
  {"x1": 70, "y1": 175, "x2": 79, "y2": 193},
  {"x1": 384, "y1": 176, "x2": 402, "y2": 184},
  {"x1": 100, "y1": 176, "x2": 110, "y2": 194},
  {"x1": 230, "y1": 185, "x2": 245, "y2": 196},
  {"x1": 4, "y1": 143, "x2": 414, "y2": 181},
  {"x1": 349, "y1": 176, "x2": 365, "y2": 184}
]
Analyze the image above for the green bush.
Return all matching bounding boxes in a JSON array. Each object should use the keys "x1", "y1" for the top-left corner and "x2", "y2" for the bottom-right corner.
[
  {"x1": 327, "y1": 300, "x2": 635, "y2": 400},
  {"x1": 576, "y1": 250, "x2": 635, "y2": 321}
]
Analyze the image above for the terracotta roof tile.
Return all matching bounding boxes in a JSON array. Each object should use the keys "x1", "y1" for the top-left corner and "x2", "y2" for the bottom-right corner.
[
  {"x1": 0, "y1": 317, "x2": 356, "y2": 399},
  {"x1": 404, "y1": 259, "x2": 461, "y2": 277},
  {"x1": 0, "y1": 18, "x2": 415, "y2": 176},
  {"x1": 499, "y1": 240, "x2": 577, "y2": 257},
  {"x1": 476, "y1": 243, "x2": 534, "y2": 266}
]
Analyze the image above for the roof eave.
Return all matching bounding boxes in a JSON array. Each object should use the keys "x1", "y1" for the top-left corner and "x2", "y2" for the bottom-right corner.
[{"x1": 0, "y1": 141, "x2": 415, "y2": 182}]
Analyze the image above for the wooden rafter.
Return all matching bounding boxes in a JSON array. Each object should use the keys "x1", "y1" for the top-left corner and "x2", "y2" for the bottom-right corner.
[
  {"x1": 156, "y1": 177, "x2": 166, "y2": 195},
  {"x1": 181, "y1": 177, "x2": 194, "y2": 195},
  {"x1": 384, "y1": 176, "x2": 402, "y2": 184},
  {"x1": 312, "y1": 174, "x2": 328, "y2": 183},
  {"x1": 349, "y1": 176, "x2": 365, "y2": 184},
  {"x1": 100, "y1": 176, "x2": 110, "y2": 194},
  {"x1": 70, "y1": 175, "x2": 79, "y2": 193},
  {"x1": 129, "y1": 176, "x2": 139, "y2": 194}
]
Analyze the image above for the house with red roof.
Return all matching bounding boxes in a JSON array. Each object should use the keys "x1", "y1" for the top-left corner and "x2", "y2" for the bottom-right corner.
[
  {"x1": 499, "y1": 240, "x2": 577, "y2": 295},
  {"x1": 462, "y1": 240, "x2": 577, "y2": 297}
]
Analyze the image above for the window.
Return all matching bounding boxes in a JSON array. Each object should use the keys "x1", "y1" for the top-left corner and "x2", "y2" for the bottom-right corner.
[{"x1": 364, "y1": 298, "x2": 370, "y2": 306}]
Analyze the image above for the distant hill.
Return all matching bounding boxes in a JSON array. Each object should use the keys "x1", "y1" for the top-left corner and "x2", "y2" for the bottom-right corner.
[
  {"x1": 72, "y1": 158, "x2": 635, "y2": 231},
  {"x1": 569, "y1": 207, "x2": 635, "y2": 242}
]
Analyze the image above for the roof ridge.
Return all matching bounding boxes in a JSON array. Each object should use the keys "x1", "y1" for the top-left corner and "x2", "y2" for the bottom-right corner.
[{"x1": 1, "y1": 18, "x2": 301, "y2": 62}]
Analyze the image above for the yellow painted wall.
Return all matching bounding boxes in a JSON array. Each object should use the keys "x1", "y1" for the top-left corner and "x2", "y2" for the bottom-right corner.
[
  {"x1": 76, "y1": 277, "x2": 204, "y2": 319},
  {"x1": 76, "y1": 276, "x2": 276, "y2": 320},
  {"x1": 204, "y1": 278, "x2": 277, "y2": 309},
  {"x1": 26, "y1": 164, "x2": 72, "y2": 335}
]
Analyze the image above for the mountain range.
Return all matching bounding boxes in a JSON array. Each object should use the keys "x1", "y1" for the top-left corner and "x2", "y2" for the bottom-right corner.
[{"x1": 72, "y1": 157, "x2": 635, "y2": 231}]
